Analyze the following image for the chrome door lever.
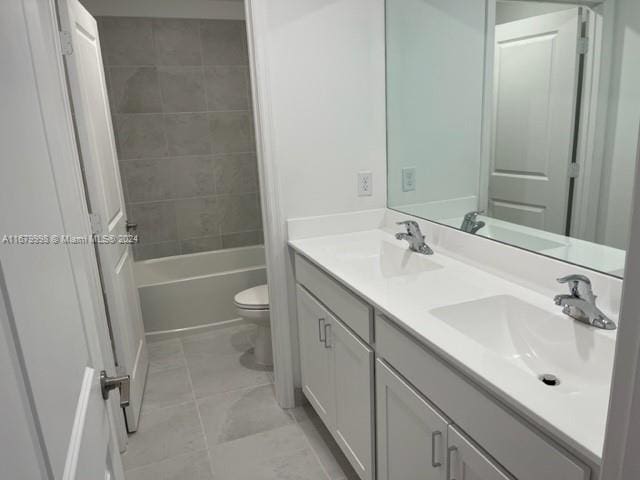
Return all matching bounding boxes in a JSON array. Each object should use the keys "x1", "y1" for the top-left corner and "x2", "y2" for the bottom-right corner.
[{"x1": 100, "y1": 370, "x2": 130, "y2": 407}]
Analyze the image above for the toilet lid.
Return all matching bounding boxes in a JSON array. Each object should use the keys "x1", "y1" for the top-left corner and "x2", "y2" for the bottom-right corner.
[{"x1": 234, "y1": 284, "x2": 269, "y2": 310}]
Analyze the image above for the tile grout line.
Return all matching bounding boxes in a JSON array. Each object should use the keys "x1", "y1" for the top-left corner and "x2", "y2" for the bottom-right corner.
[
  {"x1": 291, "y1": 411, "x2": 335, "y2": 480},
  {"x1": 179, "y1": 338, "x2": 217, "y2": 479}
]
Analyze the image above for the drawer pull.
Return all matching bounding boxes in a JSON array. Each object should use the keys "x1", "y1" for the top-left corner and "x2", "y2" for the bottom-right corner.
[
  {"x1": 318, "y1": 318, "x2": 326, "y2": 342},
  {"x1": 431, "y1": 431, "x2": 442, "y2": 468},
  {"x1": 447, "y1": 446, "x2": 458, "y2": 480},
  {"x1": 323, "y1": 323, "x2": 332, "y2": 348}
]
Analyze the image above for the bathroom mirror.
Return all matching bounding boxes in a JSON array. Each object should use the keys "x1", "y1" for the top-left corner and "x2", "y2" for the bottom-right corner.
[{"x1": 386, "y1": 0, "x2": 640, "y2": 278}]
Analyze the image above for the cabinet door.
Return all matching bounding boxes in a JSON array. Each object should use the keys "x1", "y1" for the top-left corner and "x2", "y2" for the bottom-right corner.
[
  {"x1": 377, "y1": 359, "x2": 449, "y2": 480},
  {"x1": 447, "y1": 426, "x2": 513, "y2": 480},
  {"x1": 296, "y1": 286, "x2": 334, "y2": 426},
  {"x1": 330, "y1": 316, "x2": 374, "y2": 480}
]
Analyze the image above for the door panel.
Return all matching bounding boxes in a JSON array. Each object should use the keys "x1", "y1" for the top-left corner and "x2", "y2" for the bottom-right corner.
[
  {"x1": 448, "y1": 426, "x2": 513, "y2": 480},
  {"x1": 489, "y1": 8, "x2": 582, "y2": 234},
  {"x1": 59, "y1": 0, "x2": 148, "y2": 431},
  {"x1": 376, "y1": 360, "x2": 449, "y2": 480},
  {"x1": 0, "y1": 0, "x2": 124, "y2": 476},
  {"x1": 331, "y1": 318, "x2": 374, "y2": 480},
  {"x1": 296, "y1": 286, "x2": 334, "y2": 426}
]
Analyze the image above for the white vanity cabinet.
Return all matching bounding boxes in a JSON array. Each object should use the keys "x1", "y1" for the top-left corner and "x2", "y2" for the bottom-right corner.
[
  {"x1": 293, "y1": 252, "x2": 593, "y2": 480},
  {"x1": 376, "y1": 359, "x2": 449, "y2": 480},
  {"x1": 447, "y1": 426, "x2": 513, "y2": 480},
  {"x1": 296, "y1": 285, "x2": 335, "y2": 426},
  {"x1": 296, "y1": 282, "x2": 375, "y2": 480}
]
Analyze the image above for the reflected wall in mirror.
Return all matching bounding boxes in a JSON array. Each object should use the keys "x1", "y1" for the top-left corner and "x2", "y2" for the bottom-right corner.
[{"x1": 386, "y1": 0, "x2": 640, "y2": 278}]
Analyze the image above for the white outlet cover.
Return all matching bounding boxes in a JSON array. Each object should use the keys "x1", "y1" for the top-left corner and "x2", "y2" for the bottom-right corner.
[
  {"x1": 402, "y1": 167, "x2": 416, "y2": 192},
  {"x1": 358, "y1": 171, "x2": 372, "y2": 196}
]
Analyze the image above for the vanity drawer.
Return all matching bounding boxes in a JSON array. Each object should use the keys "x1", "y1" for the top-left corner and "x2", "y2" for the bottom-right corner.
[
  {"x1": 375, "y1": 314, "x2": 590, "y2": 480},
  {"x1": 295, "y1": 254, "x2": 373, "y2": 343}
]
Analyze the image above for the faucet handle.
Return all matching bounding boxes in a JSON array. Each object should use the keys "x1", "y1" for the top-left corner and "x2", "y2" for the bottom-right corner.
[
  {"x1": 396, "y1": 220, "x2": 419, "y2": 233},
  {"x1": 464, "y1": 210, "x2": 484, "y2": 220},
  {"x1": 557, "y1": 274, "x2": 593, "y2": 298}
]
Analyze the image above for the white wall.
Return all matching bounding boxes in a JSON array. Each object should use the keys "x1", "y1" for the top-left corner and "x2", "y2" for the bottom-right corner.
[
  {"x1": 386, "y1": 0, "x2": 486, "y2": 219},
  {"x1": 80, "y1": 0, "x2": 245, "y2": 20},
  {"x1": 253, "y1": 1, "x2": 387, "y2": 219},
  {"x1": 247, "y1": 0, "x2": 386, "y2": 405},
  {"x1": 597, "y1": 0, "x2": 640, "y2": 249}
]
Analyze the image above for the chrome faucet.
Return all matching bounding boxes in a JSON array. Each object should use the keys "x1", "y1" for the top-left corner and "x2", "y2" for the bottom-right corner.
[
  {"x1": 395, "y1": 221, "x2": 433, "y2": 255},
  {"x1": 460, "y1": 211, "x2": 485, "y2": 234},
  {"x1": 554, "y1": 274, "x2": 616, "y2": 330}
]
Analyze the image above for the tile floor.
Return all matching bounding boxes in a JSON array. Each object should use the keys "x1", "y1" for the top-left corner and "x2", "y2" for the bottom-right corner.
[{"x1": 123, "y1": 323, "x2": 359, "y2": 480}]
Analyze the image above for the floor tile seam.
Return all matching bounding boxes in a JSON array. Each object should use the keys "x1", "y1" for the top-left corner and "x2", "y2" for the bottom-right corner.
[
  {"x1": 193, "y1": 379, "x2": 274, "y2": 403},
  {"x1": 180, "y1": 339, "x2": 217, "y2": 479},
  {"x1": 123, "y1": 448, "x2": 210, "y2": 474}
]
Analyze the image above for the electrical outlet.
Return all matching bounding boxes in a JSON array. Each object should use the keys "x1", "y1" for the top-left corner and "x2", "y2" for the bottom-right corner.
[
  {"x1": 402, "y1": 167, "x2": 416, "y2": 192},
  {"x1": 357, "y1": 171, "x2": 373, "y2": 196}
]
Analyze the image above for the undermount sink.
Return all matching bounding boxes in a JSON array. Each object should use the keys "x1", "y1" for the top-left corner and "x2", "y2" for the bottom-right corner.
[
  {"x1": 335, "y1": 240, "x2": 443, "y2": 278},
  {"x1": 430, "y1": 295, "x2": 615, "y2": 392},
  {"x1": 378, "y1": 241, "x2": 442, "y2": 277}
]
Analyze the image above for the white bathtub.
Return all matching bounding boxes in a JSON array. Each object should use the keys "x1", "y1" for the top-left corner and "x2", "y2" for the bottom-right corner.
[{"x1": 135, "y1": 246, "x2": 267, "y2": 337}]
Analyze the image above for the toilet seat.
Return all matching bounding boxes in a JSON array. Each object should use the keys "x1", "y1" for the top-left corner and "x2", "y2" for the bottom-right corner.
[{"x1": 234, "y1": 284, "x2": 269, "y2": 310}]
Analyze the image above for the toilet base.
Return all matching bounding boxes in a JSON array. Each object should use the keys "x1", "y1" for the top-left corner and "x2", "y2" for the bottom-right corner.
[{"x1": 253, "y1": 324, "x2": 273, "y2": 367}]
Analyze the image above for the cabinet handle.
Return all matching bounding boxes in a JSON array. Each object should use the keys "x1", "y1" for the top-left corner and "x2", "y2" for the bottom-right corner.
[
  {"x1": 446, "y1": 446, "x2": 458, "y2": 480},
  {"x1": 431, "y1": 431, "x2": 442, "y2": 468},
  {"x1": 318, "y1": 318, "x2": 326, "y2": 342},
  {"x1": 323, "y1": 323, "x2": 331, "y2": 348}
]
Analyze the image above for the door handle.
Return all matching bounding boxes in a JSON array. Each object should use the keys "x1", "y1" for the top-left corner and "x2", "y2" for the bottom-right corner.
[
  {"x1": 446, "y1": 445, "x2": 458, "y2": 480},
  {"x1": 318, "y1": 318, "x2": 326, "y2": 343},
  {"x1": 431, "y1": 431, "x2": 442, "y2": 468},
  {"x1": 125, "y1": 221, "x2": 137, "y2": 232},
  {"x1": 100, "y1": 370, "x2": 130, "y2": 408},
  {"x1": 323, "y1": 323, "x2": 332, "y2": 348}
]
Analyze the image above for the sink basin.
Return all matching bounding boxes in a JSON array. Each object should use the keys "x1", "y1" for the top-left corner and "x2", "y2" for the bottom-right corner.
[
  {"x1": 335, "y1": 240, "x2": 443, "y2": 278},
  {"x1": 430, "y1": 295, "x2": 615, "y2": 392},
  {"x1": 378, "y1": 241, "x2": 443, "y2": 277}
]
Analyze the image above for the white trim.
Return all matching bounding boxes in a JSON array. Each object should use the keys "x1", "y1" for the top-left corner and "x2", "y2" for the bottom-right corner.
[
  {"x1": 244, "y1": 0, "x2": 296, "y2": 408},
  {"x1": 571, "y1": 0, "x2": 614, "y2": 241},
  {"x1": 600, "y1": 128, "x2": 640, "y2": 480},
  {"x1": 479, "y1": 0, "x2": 496, "y2": 211},
  {"x1": 145, "y1": 317, "x2": 247, "y2": 342}
]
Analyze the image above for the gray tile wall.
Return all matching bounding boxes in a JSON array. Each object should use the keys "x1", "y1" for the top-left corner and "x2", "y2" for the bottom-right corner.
[{"x1": 98, "y1": 17, "x2": 262, "y2": 260}]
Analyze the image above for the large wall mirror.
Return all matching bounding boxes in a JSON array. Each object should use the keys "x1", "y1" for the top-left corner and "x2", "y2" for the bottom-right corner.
[{"x1": 386, "y1": 0, "x2": 640, "y2": 278}]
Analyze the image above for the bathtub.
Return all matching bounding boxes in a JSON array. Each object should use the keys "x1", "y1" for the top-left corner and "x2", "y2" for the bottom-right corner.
[{"x1": 135, "y1": 246, "x2": 267, "y2": 338}]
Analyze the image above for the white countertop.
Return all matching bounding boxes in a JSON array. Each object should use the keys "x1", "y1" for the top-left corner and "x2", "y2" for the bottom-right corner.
[
  {"x1": 289, "y1": 228, "x2": 617, "y2": 466},
  {"x1": 439, "y1": 215, "x2": 627, "y2": 276}
]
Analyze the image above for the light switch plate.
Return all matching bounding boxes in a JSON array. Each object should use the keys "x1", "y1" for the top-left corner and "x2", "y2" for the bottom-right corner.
[
  {"x1": 402, "y1": 167, "x2": 416, "y2": 192},
  {"x1": 358, "y1": 171, "x2": 373, "y2": 196}
]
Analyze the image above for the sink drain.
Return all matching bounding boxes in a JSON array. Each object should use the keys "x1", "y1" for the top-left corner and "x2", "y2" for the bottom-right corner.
[{"x1": 539, "y1": 373, "x2": 560, "y2": 386}]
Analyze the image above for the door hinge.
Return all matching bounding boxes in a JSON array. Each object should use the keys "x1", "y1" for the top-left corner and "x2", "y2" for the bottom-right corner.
[
  {"x1": 568, "y1": 163, "x2": 580, "y2": 178},
  {"x1": 59, "y1": 30, "x2": 73, "y2": 56},
  {"x1": 578, "y1": 37, "x2": 589, "y2": 55},
  {"x1": 89, "y1": 213, "x2": 103, "y2": 234}
]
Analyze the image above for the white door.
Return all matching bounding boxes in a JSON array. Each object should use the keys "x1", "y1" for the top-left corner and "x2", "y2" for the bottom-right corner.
[
  {"x1": 58, "y1": 0, "x2": 149, "y2": 431},
  {"x1": 1, "y1": 0, "x2": 124, "y2": 477},
  {"x1": 376, "y1": 359, "x2": 449, "y2": 480},
  {"x1": 296, "y1": 286, "x2": 335, "y2": 426},
  {"x1": 330, "y1": 317, "x2": 374, "y2": 480},
  {"x1": 447, "y1": 426, "x2": 513, "y2": 480},
  {"x1": 489, "y1": 8, "x2": 582, "y2": 234}
]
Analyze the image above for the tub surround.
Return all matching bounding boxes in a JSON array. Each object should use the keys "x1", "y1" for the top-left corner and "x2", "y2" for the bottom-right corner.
[
  {"x1": 97, "y1": 17, "x2": 262, "y2": 260},
  {"x1": 287, "y1": 209, "x2": 622, "y2": 473}
]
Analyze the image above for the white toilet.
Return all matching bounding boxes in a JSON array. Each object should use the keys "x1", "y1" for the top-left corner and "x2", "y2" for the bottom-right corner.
[{"x1": 234, "y1": 284, "x2": 272, "y2": 366}]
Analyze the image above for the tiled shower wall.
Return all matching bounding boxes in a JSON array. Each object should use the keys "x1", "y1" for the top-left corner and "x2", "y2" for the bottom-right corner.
[{"x1": 97, "y1": 17, "x2": 262, "y2": 260}]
